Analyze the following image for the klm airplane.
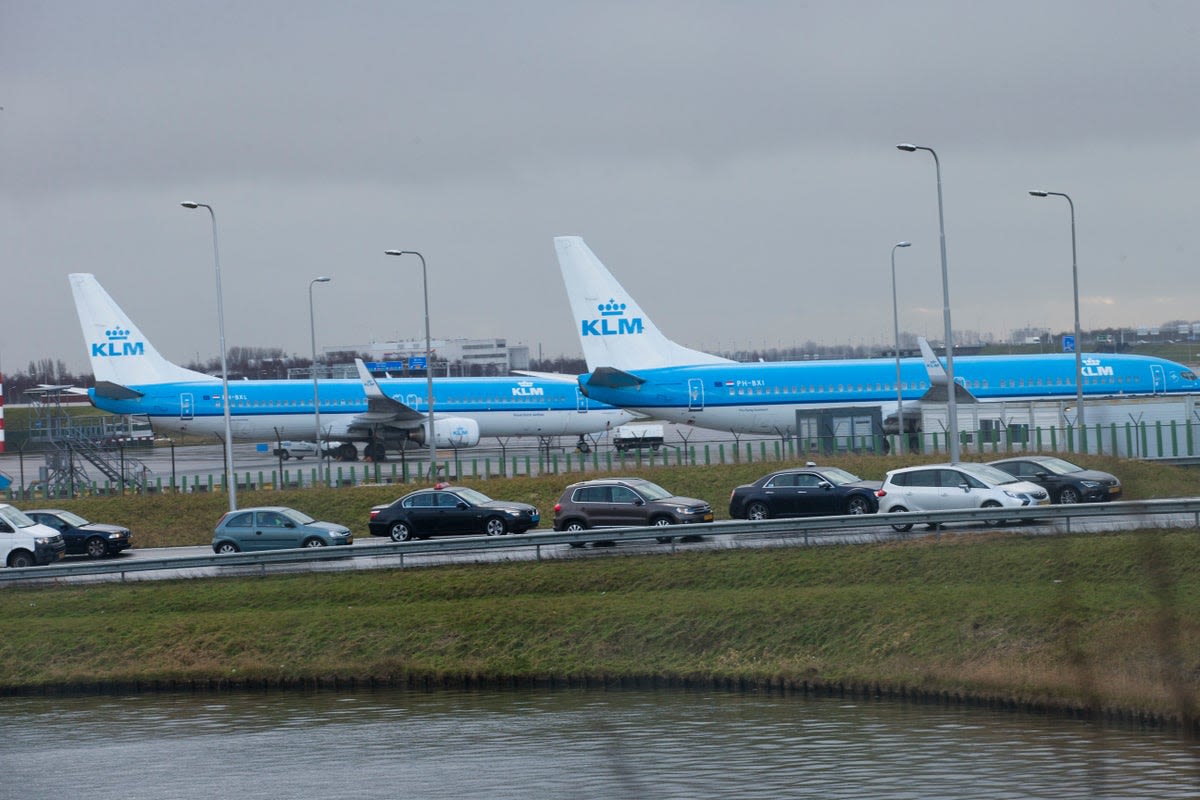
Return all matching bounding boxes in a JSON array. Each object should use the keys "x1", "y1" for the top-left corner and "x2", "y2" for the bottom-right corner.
[
  {"x1": 555, "y1": 236, "x2": 1200, "y2": 438},
  {"x1": 70, "y1": 273, "x2": 636, "y2": 460}
]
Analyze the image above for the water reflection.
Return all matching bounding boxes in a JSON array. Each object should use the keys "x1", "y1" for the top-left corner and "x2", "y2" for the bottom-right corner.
[{"x1": 1, "y1": 688, "x2": 1196, "y2": 799}]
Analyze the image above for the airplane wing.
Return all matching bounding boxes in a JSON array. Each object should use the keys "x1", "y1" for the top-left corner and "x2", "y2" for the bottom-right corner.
[
  {"x1": 352, "y1": 358, "x2": 427, "y2": 425},
  {"x1": 511, "y1": 370, "x2": 580, "y2": 383}
]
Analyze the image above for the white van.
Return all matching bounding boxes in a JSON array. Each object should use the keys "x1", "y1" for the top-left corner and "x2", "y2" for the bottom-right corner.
[{"x1": 0, "y1": 504, "x2": 67, "y2": 568}]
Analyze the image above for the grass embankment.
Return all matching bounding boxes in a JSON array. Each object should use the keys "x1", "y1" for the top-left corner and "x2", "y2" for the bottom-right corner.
[{"x1": 1, "y1": 531, "x2": 1197, "y2": 723}]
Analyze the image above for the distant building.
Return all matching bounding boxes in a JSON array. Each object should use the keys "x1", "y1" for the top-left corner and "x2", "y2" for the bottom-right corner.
[{"x1": 322, "y1": 337, "x2": 529, "y2": 374}]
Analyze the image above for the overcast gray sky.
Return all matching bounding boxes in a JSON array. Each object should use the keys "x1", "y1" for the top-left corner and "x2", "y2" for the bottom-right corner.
[{"x1": 4, "y1": 1, "x2": 1199, "y2": 376}]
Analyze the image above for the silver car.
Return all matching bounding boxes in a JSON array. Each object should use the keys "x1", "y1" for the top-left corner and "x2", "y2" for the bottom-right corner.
[{"x1": 876, "y1": 462, "x2": 1049, "y2": 531}]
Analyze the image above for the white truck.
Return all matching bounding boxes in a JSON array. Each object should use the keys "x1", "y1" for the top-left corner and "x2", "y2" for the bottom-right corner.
[
  {"x1": 0, "y1": 504, "x2": 66, "y2": 568},
  {"x1": 271, "y1": 441, "x2": 321, "y2": 460},
  {"x1": 611, "y1": 424, "x2": 665, "y2": 452}
]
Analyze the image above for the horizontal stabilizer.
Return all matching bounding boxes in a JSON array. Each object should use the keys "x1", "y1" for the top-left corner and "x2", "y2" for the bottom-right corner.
[
  {"x1": 93, "y1": 381, "x2": 145, "y2": 401},
  {"x1": 585, "y1": 367, "x2": 646, "y2": 389}
]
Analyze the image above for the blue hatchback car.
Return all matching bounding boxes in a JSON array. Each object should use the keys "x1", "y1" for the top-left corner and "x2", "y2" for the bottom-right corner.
[{"x1": 212, "y1": 506, "x2": 353, "y2": 553}]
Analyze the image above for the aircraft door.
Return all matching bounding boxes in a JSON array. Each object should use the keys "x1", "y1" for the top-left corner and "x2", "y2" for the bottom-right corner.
[
  {"x1": 179, "y1": 393, "x2": 194, "y2": 420},
  {"x1": 1151, "y1": 364, "x2": 1166, "y2": 394},
  {"x1": 688, "y1": 379, "x2": 705, "y2": 412}
]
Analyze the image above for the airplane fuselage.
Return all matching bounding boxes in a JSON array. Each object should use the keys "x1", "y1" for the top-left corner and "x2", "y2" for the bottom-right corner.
[
  {"x1": 92, "y1": 375, "x2": 636, "y2": 441},
  {"x1": 578, "y1": 352, "x2": 1200, "y2": 435}
]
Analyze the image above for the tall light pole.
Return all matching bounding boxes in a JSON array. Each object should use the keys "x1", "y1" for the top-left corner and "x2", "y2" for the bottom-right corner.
[
  {"x1": 309, "y1": 276, "x2": 332, "y2": 466},
  {"x1": 180, "y1": 201, "x2": 237, "y2": 511},
  {"x1": 1029, "y1": 190, "x2": 1084, "y2": 436},
  {"x1": 897, "y1": 143, "x2": 960, "y2": 462},
  {"x1": 384, "y1": 249, "x2": 436, "y2": 479},
  {"x1": 891, "y1": 241, "x2": 912, "y2": 454}
]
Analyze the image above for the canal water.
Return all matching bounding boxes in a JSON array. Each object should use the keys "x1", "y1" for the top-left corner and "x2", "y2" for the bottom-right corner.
[{"x1": 1, "y1": 688, "x2": 1196, "y2": 799}]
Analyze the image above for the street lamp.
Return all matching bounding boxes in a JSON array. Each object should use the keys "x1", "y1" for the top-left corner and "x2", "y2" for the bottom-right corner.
[
  {"x1": 384, "y1": 249, "x2": 436, "y2": 479},
  {"x1": 180, "y1": 201, "x2": 237, "y2": 511},
  {"x1": 309, "y1": 276, "x2": 332, "y2": 468},
  {"x1": 891, "y1": 241, "x2": 912, "y2": 454},
  {"x1": 1029, "y1": 190, "x2": 1084, "y2": 436},
  {"x1": 897, "y1": 143, "x2": 960, "y2": 462}
]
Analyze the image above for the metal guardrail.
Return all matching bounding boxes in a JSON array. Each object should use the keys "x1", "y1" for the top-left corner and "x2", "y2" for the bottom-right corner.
[{"x1": 2, "y1": 498, "x2": 1198, "y2": 585}]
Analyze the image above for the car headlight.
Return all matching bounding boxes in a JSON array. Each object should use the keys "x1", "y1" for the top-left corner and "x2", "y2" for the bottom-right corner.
[
  {"x1": 1079, "y1": 480, "x2": 1101, "y2": 489},
  {"x1": 1002, "y1": 490, "x2": 1023, "y2": 500},
  {"x1": 35, "y1": 536, "x2": 54, "y2": 545},
  {"x1": 504, "y1": 509, "x2": 523, "y2": 517}
]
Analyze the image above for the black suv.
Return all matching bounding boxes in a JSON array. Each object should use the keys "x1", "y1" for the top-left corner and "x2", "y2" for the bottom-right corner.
[{"x1": 552, "y1": 477, "x2": 712, "y2": 541}]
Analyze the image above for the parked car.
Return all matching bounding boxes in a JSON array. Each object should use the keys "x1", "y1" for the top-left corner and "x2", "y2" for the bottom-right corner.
[
  {"x1": 212, "y1": 506, "x2": 353, "y2": 553},
  {"x1": 0, "y1": 504, "x2": 66, "y2": 567},
  {"x1": 729, "y1": 465, "x2": 881, "y2": 519},
  {"x1": 552, "y1": 477, "x2": 713, "y2": 541},
  {"x1": 876, "y1": 462, "x2": 1050, "y2": 531},
  {"x1": 271, "y1": 441, "x2": 320, "y2": 460},
  {"x1": 25, "y1": 509, "x2": 132, "y2": 558},
  {"x1": 987, "y1": 456, "x2": 1122, "y2": 504},
  {"x1": 368, "y1": 485, "x2": 540, "y2": 541}
]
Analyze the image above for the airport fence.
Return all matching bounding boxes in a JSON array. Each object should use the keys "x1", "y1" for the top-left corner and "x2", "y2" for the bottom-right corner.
[{"x1": 4, "y1": 417, "x2": 1199, "y2": 500}]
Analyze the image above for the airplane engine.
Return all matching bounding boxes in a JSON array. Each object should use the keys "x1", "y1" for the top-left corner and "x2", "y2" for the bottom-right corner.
[{"x1": 431, "y1": 417, "x2": 481, "y2": 448}]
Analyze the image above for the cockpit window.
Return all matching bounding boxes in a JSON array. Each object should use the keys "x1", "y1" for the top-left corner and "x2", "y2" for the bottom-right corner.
[{"x1": 1182, "y1": 371, "x2": 1197, "y2": 381}]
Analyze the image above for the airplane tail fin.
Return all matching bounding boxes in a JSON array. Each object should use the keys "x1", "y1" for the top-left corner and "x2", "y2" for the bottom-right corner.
[
  {"x1": 70, "y1": 273, "x2": 213, "y2": 386},
  {"x1": 554, "y1": 236, "x2": 733, "y2": 371}
]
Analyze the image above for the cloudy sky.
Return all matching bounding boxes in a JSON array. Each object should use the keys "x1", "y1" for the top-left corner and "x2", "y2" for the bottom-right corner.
[{"x1": 4, "y1": 1, "x2": 1199, "y2": 376}]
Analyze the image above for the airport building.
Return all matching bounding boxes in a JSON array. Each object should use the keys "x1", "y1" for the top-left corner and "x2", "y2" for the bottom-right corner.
[{"x1": 320, "y1": 337, "x2": 530, "y2": 375}]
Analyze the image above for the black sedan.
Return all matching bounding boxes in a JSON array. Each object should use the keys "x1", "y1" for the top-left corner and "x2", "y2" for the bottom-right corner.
[
  {"x1": 988, "y1": 456, "x2": 1122, "y2": 504},
  {"x1": 368, "y1": 485, "x2": 540, "y2": 541},
  {"x1": 728, "y1": 466, "x2": 881, "y2": 520},
  {"x1": 24, "y1": 509, "x2": 133, "y2": 558}
]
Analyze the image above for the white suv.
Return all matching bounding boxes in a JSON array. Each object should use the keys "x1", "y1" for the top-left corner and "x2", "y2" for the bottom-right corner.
[{"x1": 876, "y1": 462, "x2": 1049, "y2": 531}]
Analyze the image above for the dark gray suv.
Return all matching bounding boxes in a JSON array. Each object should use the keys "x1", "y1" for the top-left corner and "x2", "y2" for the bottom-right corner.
[{"x1": 552, "y1": 477, "x2": 713, "y2": 543}]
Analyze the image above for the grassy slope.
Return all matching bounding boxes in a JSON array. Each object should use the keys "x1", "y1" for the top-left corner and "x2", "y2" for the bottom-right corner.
[{"x1": 0, "y1": 531, "x2": 1196, "y2": 718}]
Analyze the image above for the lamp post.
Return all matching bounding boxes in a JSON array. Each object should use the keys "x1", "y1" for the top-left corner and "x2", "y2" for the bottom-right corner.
[
  {"x1": 1029, "y1": 190, "x2": 1084, "y2": 436},
  {"x1": 309, "y1": 276, "x2": 332, "y2": 469},
  {"x1": 897, "y1": 143, "x2": 960, "y2": 462},
  {"x1": 384, "y1": 249, "x2": 436, "y2": 479},
  {"x1": 180, "y1": 201, "x2": 237, "y2": 511},
  {"x1": 891, "y1": 241, "x2": 912, "y2": 454}
]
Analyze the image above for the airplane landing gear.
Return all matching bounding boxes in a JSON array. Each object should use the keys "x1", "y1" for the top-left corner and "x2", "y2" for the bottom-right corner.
[{"x1": 575, "y1": 436, "x2": 591, "y2": 454}]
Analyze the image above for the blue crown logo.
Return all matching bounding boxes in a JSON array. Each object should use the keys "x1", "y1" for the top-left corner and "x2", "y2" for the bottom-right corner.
[
  {"x1": 105, "y1": 327, "x2": 131, "y2": 341},
  {"x1": 598, "y1": 299, "x2": 627, "y2": 317}
]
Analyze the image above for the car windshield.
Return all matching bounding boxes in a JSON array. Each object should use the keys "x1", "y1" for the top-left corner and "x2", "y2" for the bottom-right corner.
[
  {"x1": 279, "y1": 508, "x2": 317, "y2": 525},
  {"x1": 55, "y1": 510, "x2": 90, "y2": 526},
  {"x1": 1033, "y1": 457, "x2": 1083, "y2": 475},
  {"x1": 818, "y1": 468, "x2": 862, "y2": 485},
  {"x1": 453, "y1": 488, "x2": 494, "y2": 505},
  {"x1": 629, "y1": 480, "x2": 673, "y2": 500},
  {"x1": 0, "y1": 505, "x2": 37, "y2": 529},
  {"x1": 957, "y1": 463, "x2": 1021, "y2": 486}
]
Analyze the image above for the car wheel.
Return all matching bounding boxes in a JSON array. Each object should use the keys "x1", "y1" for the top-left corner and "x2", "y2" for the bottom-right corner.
[
  {"x1": 279, "y1": 450, "x2": 291, "y2": 460},
  {"x1": 1058, "y1": 487, "x2": 1080, "y2": 504},
  {"x1": 981, "y1": 500, "x2": 1005, "y2": 527},
  {"x1": 301, "y1": 537, "x2": 326, "y2": 548},
  {"x1": 390, "y1": 521, "x2": 414, "y2": 542},
  {"x1": 846, "y1": 496, "x2": 871, "y2": 515},
  {"x1": 7, "y1": 550, "x2": 35, "y2": 568},
  {"x1": 485, "y1": 517, "x2": 508, "y2": 536},
  {"x1": 215, "y1": 542, "x2": 239, "y2": 554},
  {"x1": 889, "y1": 507, "x2": 913, "y2": 532},
  {"x1": 85, "y1": 536, "x2": 109, "y2": 559},
  {"x1": 746, "y1": 502, "x2": 770, "y2": 521}
]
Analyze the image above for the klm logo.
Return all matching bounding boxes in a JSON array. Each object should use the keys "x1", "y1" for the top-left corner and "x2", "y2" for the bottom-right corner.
[
  {"x1": 512, "y1": 380, "x2": 545, "y2": 397},
  {"x1": 1081, "y1": 358, "x2": 1113, "y2": 378},
  {"x1": 452, "y1": 426, "x2": 469, "y2": 437},
  {"x1": 91, "y1": 327, "x2": 145, "y2": 358},
  {"x1": 581, "y1": 298, "x2": 644, "y2": 337}
]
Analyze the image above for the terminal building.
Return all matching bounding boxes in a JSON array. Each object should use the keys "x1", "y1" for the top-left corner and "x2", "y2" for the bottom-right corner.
[{"x1": 318, "y1": 337, "x2": 530, "y2": 376}]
